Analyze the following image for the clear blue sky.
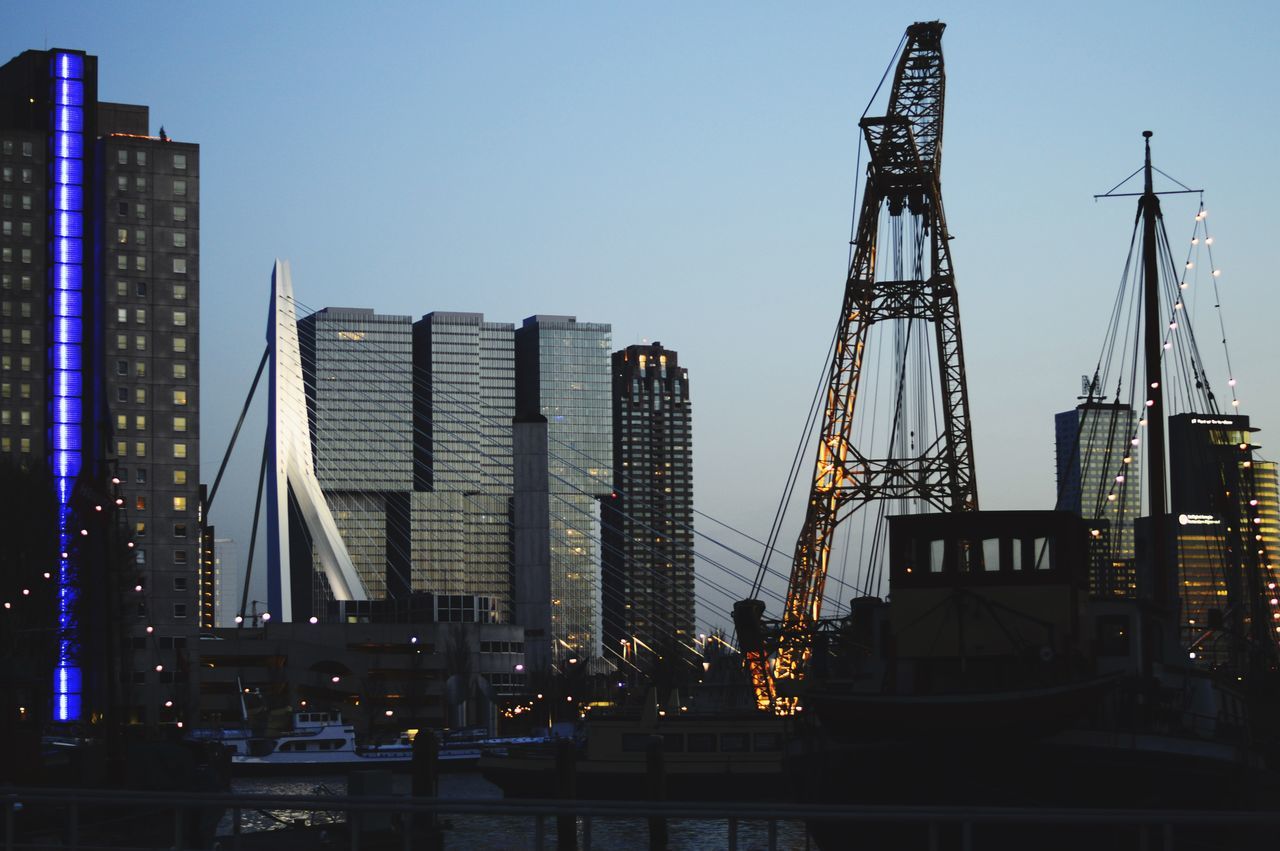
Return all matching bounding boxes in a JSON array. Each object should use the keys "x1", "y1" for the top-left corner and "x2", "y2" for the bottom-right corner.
[{"x1": 6, "y1": 1, "x2": 1279, "y2": 632}]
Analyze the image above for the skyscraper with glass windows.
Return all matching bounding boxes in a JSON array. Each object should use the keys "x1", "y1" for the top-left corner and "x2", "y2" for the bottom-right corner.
[
  {"x1": 514, "y1": 315, "x2": 612, "y2": 668},
  {"x1": 0, "y1": 47, "x2": 200, "y2": 723},
  {"x1": 1055, "y1": 402, "x2": 1139, "y2": 597},
  {"x1": 603, "y1": 343, "x2": 694, "y2": 670},
  {"x1": 412, "y1": 312, "x2": 514, "y2": 621},
  {"x1": 297, "y1": 307, "x2": 413, "y2": 606}
]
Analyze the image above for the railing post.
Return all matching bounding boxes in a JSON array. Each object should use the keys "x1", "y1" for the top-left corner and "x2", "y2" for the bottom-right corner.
[
  {"x1": 768, "y1": 819, "x2": 778, "y2": 850},
  {"x1": 728, "y1": 816, "x2": 738, "y2": 851}
]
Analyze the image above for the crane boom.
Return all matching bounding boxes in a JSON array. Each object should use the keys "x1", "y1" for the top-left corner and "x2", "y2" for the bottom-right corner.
[{"x1": 735, "y1": 21, "x2": 978, "y2": 714}]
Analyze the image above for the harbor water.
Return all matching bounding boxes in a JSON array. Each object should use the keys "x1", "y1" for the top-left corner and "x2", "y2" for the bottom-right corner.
[{"x1": 223, "y1": 771, "x2": 812, "y2": 850}]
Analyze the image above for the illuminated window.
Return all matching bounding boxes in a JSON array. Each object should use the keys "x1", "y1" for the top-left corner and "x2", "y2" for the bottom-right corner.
[
  {"x1": 18, "y1": 410, "x2": 28, "y2": 426},
  {"x1": 134, "y1": 256, "x2": 146, "y2": 271},
  {"x1": 135, "y1": 203, "x2": 146, "y2": 219},
  {"x1": 134, "y1": 335, "x2": 146, "y2": 351},
  {"x1": 135, "y1": 362, "x2": 146, "y2": 378},
  {"x1": 172, "y1": 469, "x2": 187, "y2": 485},
  {"x1": 134, "y1": 176, "x2": 145, "y2": 192},
  {"x1": 116, "y1": 308, "x2": 128, "y2": 324},
  {"x1": 116, "y1": 228, "x2": 128, "y2": 244},
  {"x1": 173, "y1": 337, "x2": 186, "y2": 353},
  {"x1": 173, "y1": 258, "x2": 187, "y2": 275},
  {"x1": 173, "y1": 180, "x2": 187, "y2": 196},
  {"x1": 0, "y1": 437, "x2": 8, "y2": 452},
  {"x1": 18, "y1": 437, "x2": 29, "y2": 453},
  {"x1": 136, "y1": 151, "x2": 146, "y2": 166},
  {"x1": 116, "y1": 281, "x2": 128, "y2": 297},
  {"x1": 173, "y1": 443, "x2": 187, "y2": 459},
  {"x1": 173, "y1": 390, "x2": 187, "y2": 406},
  {"x1": 135, "y1": 388, "x2": 146, "y2": 404},
  {"x1": 173, "y1": 311, "x2": 187, "y2": 327},
  {"x1": 135, "y1": 496, "x2": 146, "y2": 510},
  {"x1": 173, "y1": 363, "x2": 187, "y2": 379},
  {"x1": 173, "y1": 284, "x2": 187, "y2": 301},
  {"x1": 173, "y1": 496, "x2": 187, "y2": 512},
  {"x1": 173, "y1": 232, "x2": 186, "y2": 248},
  {"x1": 115, "y1": 334, "x2": 128, "y2": 350},
  {"x1": 116, "y1": 255, "x2": 127, "y2": 270},
  {"x1": 135, "y1": 308, "x2": 146, "y2": 324},
  {"x1": 117, "y1": 150, "x2": 127, "y2": 165},
  {"x1": 134, "y1": 415, "x2": 146, "y2": 431},
  {"x1": 173, "y1": 416, "x2": 186, "y2": 432},
  {"x1": 173, "y1": 205, "x2": 186, "y2": 222},
  {"x1": 116, "y1": 175, "x2": 127, "y2": 192},
  {"x1": 135, "y1": 229, "x2": 145, "y2": 245},
  {"x1": 0, "y1": 410, "x2": 7, "y2": 425},
  {"x1": 135, "y1": 522, "x2": 146, "y2": 537},
  {"x1": 173, "y1": 154, "x2": 186, "y2": 170},
  {"x1": 116, "y1": 414, "x2": 127, "y2": 431},
  {"x1": 116, "y1": 440, "x2": 127, "y2": 457},
  {"x1": 134, "y1": 441, "x2": 146, "y2": 458}
]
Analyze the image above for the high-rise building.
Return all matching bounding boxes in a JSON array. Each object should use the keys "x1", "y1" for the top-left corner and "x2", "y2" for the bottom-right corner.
[
  {"x1": 603, "y1": 343, "x2": 694, "y2": 670},
  {"x1": 0, "y1": 49, "x2": 199, "y2": 722},
  {"x1": 412, "y1": 311, "x2": 514, "y2": 621},
  {"x1": 514, "y1": 315, "x2": 612, "y2": 669},
  {"x1": 1167, "y1": 413, "x2": 1280, "y2": 664},
  {"x1": 1055, "y1": 402, "x2": 1139, "y2": 597},
  {"x1": 296, "y1": 307, "x2": 413, "y2": 606},
  {"x1": 212, "y1": 536, "x2": 239, "y2": 628}
]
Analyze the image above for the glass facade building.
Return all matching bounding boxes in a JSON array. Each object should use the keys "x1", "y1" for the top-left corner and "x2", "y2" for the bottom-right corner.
[
  {"x1": 603, "y1": 343, "x2": 695, "y2": 670},
  {"x1": 515, "y1": 315, "x2": 612, "y2": 665},
  {"x1": 1055, "y1": 402, "x2": 1139, "y2": 597},
  {"x1": 412, "y1": 312, "x2": 514, "y2": 620},
  {"x1": 297, "y1": 308, "x2": 413, "y2": 603}
]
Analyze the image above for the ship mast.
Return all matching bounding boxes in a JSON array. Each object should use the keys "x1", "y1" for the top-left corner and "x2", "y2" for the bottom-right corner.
[{"x1": 1139, "y1": 131, "x2": 1171, "y2": 613}]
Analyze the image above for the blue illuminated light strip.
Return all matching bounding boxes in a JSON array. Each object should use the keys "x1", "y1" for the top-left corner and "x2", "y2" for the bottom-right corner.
[{"x1": 51, "y1": 51, "x2": 85, "y2": 723}]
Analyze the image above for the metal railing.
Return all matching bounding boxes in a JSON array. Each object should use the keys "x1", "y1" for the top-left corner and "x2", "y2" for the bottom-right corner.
[{"x1": 4, "y1": 787, "x2": 1279, "y2": 850}]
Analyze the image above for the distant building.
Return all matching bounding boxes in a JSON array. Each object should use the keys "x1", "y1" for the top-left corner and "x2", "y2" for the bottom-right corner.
[
  {"x1": 513, "y1": 315, "x2": 612, "y2": 670},
  {"x1": 0, "y1": 48, "x2": 200, "y2": 723},
  {"x1": 412, "y1": 311, "x2": 514, "y2": 621},
  {"x1": 603, "y1": 343, "x2": 695, "y2": 670},
  {"x1": 1055, "y1": 402, "x2": 1139, "y2": 597},
  {"x1": 212, "y1": 537, "x2": 238, "y2": 628},
  {"x1": 1167, "y1": 414, "x2": 1280, "y2": 665},
  {"x1": 296, "y1": 306, "x2": 414, "y2": 606}
]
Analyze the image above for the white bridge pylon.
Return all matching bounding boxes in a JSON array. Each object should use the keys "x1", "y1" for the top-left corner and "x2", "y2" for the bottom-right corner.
[{"x1": 266, "y1": 259, "x2": 369, "y2": 621}]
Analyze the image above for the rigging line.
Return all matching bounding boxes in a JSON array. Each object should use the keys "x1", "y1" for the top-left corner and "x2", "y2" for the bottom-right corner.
[
  {"x1": 1151, "y1": 166, "x2": 1196, "y2": 193},
  {"x1": 236, "y1": 422, "x2": 272, "y2": 624},
  {"x1": 206, "y1": 345, "x2": 269, "y2": 514},
  {"x1": 1200, "y1": 210, "x2": 1240, "y2": 408},
  {"x1": 1097, "y1": 165, "x2": 1145, "y2": 200}
]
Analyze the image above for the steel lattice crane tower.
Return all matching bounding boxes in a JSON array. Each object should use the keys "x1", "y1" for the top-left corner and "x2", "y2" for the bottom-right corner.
[{"x1": 735, "y1": 21, "x2": 978, "y2": 714}]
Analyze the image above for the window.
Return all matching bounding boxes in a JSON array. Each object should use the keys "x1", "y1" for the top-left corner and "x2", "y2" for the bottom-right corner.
[
  {"x1": 135, "y1": 308, "x2": 146, "y2": 324},
  {"x1": 173, "y1": 258, "x2": 187, "y2": 274},
  {"x1": 19, "y1": 222, "x2": 29, "y2": 237},
  {"x1": 18, "y1": 383, "x2": 28, "y2": 400},
  {"x1": 173, "y1": 179, "x2": 187, "y2": 196},
  {"x1": 134, "y1": 282, "x2": 147, "y2": 298},
  {"x1": 173, "y1": 604, "x2": 187, "y2": 619},
  {"x1": 135, "y1": 522, "x2": 146, "y2": 537},
  {"x1": 0, "y1": 437, "x2": 8, "y2": 452},
  {"x1": 117, "y1": 150, "x2": 128, "y2": 165},
  {"x1": 173, "y1": 443, "x2": 187, "y2": 459},
  {"x1": 135, "y1": 203, "x2": 146, "y2": 219},
  {"x1": 18, "y1": 437, "x2": 29, "y2": 453},
  {"x1": 20, "y1": 168, "x2": 31, "y2": 184},
  {"x1": 136, "y1": 151, "x2": 146, "y2": 167},
  {"x1": 18, "y1": 357, "x2": 28, "y2": 372},
  {"x1": 134, "y1": 334, "x2": 146, "y2": 351},
  {"x1": 116, "y1": 308, "x2": 128, "y2": 324},
  {"x1": 19, "y1": 329, "x2": 28, "y2": 345},
  {"x1": 173, "y1": 416, "x2": 187, "y2": 432},
  {"x1": 172, "y1": 469, "x2": 187, "y2": 485},
  {"x1": 116, "y1": 387, "x2": 128, "y2": 402},
  {"x1": 134, "y1": 442, "x2": 146, "y2": 458},
  {"x1": 172, "y1": 310, "x2": 187, "y2": 327},
  {"x1": 173, "y1": 336, "x2": 186, "y2": 353},
  {"x1": 134, "y1": 415, "x2": 146, "y2": 430},
  {"x1": 134, "y1": 550, "x2": 146, "y2": 565},
  {"x1": 173, "y1": 389, "x2": 187, "y2": 406},
  {"x1": 117, "y1": 201, "x2": 128, "y2": 216},
  {"x1": 135, "y1": 468, "x2": 145, "y2": 483},
  {"x1": 115, "y1": 334, "x2": 128, "y2": 351},
  {"x1": 134, "y1": 176, "x2": 145, "y2": 192},
  {"x1": 134, "y1": 388, "x2": 146, "y2": 403},
  {"x1": 173, "y1": 576, "x2": 187, "y2": 591},
  {"x1": 173, "y1": 550, "x2": 188, "y2": 565},
  {"x1": 173, "y1": 496, "x2": 188, "y2": 512},
  {"x1": 117, "y1": 175, "x2": 127, "y2": 192},
  {"x1": 173, "y1": 205, "x2": 186, "y2": 222},
  {"x1": 2, "y1": 166, "x2": 11, "y2": 181},
  {"x1": 20, "y1": 194, "x2": 31, "y2": 210},
  {"x1": 173, "y1": 284, "x2": 187, "y2": 301},
  {"x1": 173, "y1": 154, "x2": 186, "y2": 170},
  {"x1": 116, "y1": 255, "x2": 128, "y2": 270},
  {"x1": 0, "y1": 411, "x2": 8, "y2": 425},
  {"x1": 173, "y1": 232, "x2": 186, "y2": 248},
  {"x1": 173, "y1": 523, "x2": 188, "y2": 539},
  {"x1": 116, "y1": 280, "x2": 128, "y2": 296},
  {"x1": 3, "y1": 221, "x2": 11, "y2": 236},
  {"x1": 116, "y1": 414, "x2": 127, "y2": 431},
  {"x1": 135, "y1": 496, "x2": 147, "y2": 510},
  {"x1": 173, "y1": 363, "x2": 187, "y2": 379},
  {"x1": 22, "y1": 141, "x2": 32, "y2": 156},
  {"x1": 135, "y1": 255, "x2": 146, "y2": 271},
  {"x1": 20, "y1": 249, "x2": 30, "y2": 265},
  {"x1": 135, "y1": 229, "x2": 146, "y2": 245},
  {"x1": 18, "y1": 410, "x2": 29, "y2": 426},
  {"x1": 116, "y1": 440, "x2": 128, "y2": 457}
]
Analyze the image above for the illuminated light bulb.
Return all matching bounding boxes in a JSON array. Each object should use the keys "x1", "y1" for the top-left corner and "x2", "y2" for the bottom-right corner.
[
  {"x1": 80, "y1": 529, "x2": 88, "y2": 536},
  {"x1": 1233, "y1": 400, "x2": 1240, "y2": 407},
  {"x1": 1271, "y1": 598, "x2": 1278, "y2": 606},
  {"x1": 112, "y1": 477, "x2": 121, "y2": 485},
  {"x1": 1123, "y1": 456, "x2": 1132, "y2": 464},
  {"x1": 1250, "y1": 499, "x2": 1259, "y2": 506},
  {"x1": 134, "y1": 584, "x2": 142, "y2": 592},
  {"x1": 115, "y1": 498, "x2": 123, "y2": 506},
  {"x1": 3, "y1": 603, "x2": 9, "y2": 610},
  {"x1": 261, "y1": 612, "x2": 271, "y2": 621},
  {"x1": 309, "y1": 616, "x2": 318, "y2": 624},
  {"x1": 1189, "y1": 652, "x2": 1197, "y2": 660},
  {"x1": 1270, "y1": 582, "x2": 1277, "y2": 590},
  {"x1": 146, "y1": 625, "x2": 154, "y2": 634},
  {"x1": 1169, "y1": 322, "x2": 1177, "y2": 330},
  {"x1": 61, "y1": 552, "x2": 67, "y2": 559},
  {"x1": 1206, "y1": 237, "x2": 1213, "y2": 245},
  {"x1": 1139, "y1": 419, "x2": 1148, "y2": 427},
  {"x1": 1107, "y1": 494, "x2": 1118, "y2": 502},
  {"x1": 42, "y1": 572, "x2": 50, "y2": 579},
  {"x1": 1213, "y1": 269, "x2": 1222, "y2": 277},
  {"x1": 21, "y1": 589, "x2": 29, "y2": 596},
  {"x1": 1229, "y1": 378, "x2": 1237, "y2": 387},
  {"x1": 331, "y1": 676, "x2": 340, "y2": 683},
  {"x1": 1186, "y1": 261, "x2": 1194, "y2": 269},
  {"x1": 1146, "y1": 400, "x2": 1154, "y2": 408},
  {"x1": 1191, "y1": 237, "x2": 1199, "y2": 245},
  {"x1": 1150, "y1": 382, "x2": 1159, "y2": 389},
  {"x1": 127, "y1": 542, "x2": 134, "y2": 548},
  {"x1": 1164, "y1": 342, "x2": 1172, "y2": 349},
  {"x1": 1174, "y1": 301, "x2": 1183, "y2": 310},
  {"x1": 94, "y1": 505, "x2": 102, "y2": 512},
  {"x1": 164, "y1": 700, "x2": 173, "y2": 708},
  {"x1": 234, "y1": 616, "x2": 243, "y2": 624},
  {"x1": 1131, "y1": 438, "x2": 1140, "y2": 446},
  {"x1": 1115, "y1": 475, "x2": 1125, "y2": 483},
  {"x1": 1180, "y1": 282, "x2": 1188, "y2": 290}
]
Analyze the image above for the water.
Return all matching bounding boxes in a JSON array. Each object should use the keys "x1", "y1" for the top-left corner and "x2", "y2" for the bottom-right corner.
[{"x1": 224, "y1": 771, "x2": 812, "y2": 850}]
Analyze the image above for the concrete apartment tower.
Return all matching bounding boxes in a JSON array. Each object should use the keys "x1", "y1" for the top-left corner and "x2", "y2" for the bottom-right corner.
[{"x1": 0, "y1": 48, "x2": 199, "y2": 723}]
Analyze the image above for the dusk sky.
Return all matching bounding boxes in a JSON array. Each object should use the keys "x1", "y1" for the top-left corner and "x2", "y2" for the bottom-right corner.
[{"x1": 5, "y1": 1, "x2": 1278, "y2": 634}]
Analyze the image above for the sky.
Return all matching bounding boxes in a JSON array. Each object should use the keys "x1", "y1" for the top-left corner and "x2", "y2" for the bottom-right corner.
[{"x1": 5, "y1": 0, "x2": 1279, "y2": 634}]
